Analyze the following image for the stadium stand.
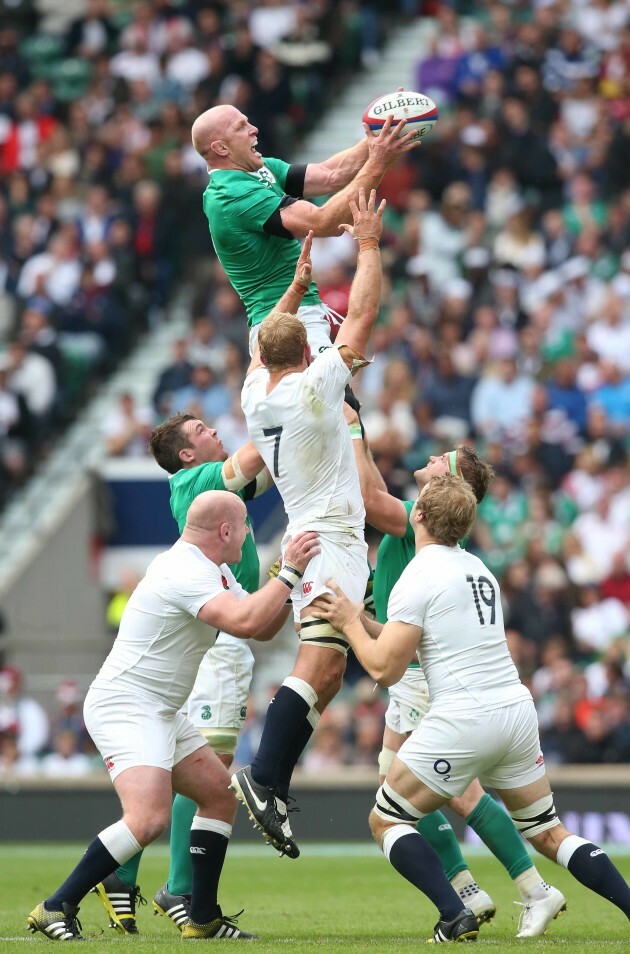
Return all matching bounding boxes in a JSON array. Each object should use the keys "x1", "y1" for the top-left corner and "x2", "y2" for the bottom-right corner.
[{"x1": 0, "y1": 0, "x2": 628, "y2": 775}]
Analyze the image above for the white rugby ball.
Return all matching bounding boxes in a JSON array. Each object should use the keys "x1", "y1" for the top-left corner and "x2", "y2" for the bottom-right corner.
[{"x1": 363, "y1": 90, "x2": 439, "y2": 142}]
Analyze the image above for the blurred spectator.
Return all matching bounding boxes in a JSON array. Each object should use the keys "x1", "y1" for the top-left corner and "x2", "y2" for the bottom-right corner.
[
  {"x1": 171, "y1": 363, "x2": 232, "y2": 422},
  {"x1": 50, "y1": 679, "x2": 90, "y2": 754},
  {"x1": 152, "y1": 337, "x2": 193, "y2": 418},
  {"x1": 102, "y1": 392, "x2": 153, "y2": 458},
  {"x1": 0, "y1": 730, "x2": 39, "y2": 777},
  {"x1": 0, "y1": 665, "x2": 49, "y2": 757},
  {"x1": 571, "y1": 584, "x2": 628, "y2": 656},
  {"x1": 40, "y1": 729, "x2": 92, "y2": 778},
  {"x1": 471, "y1": 357, "x2": 535, "y2": 445}
]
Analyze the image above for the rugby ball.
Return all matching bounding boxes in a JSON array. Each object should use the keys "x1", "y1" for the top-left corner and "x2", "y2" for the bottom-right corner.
[{"x1": 363, "y1": 91, "x2": 439, "y2": 142}]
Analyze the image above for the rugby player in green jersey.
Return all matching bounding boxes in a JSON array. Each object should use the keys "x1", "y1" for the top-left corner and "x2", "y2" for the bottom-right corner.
[
  {"x1": 191, "y1": 102, "x2": 419, "y2": 355},
  {"x1": 345, "y1": 414, "x2": 568, "y2": 937}
]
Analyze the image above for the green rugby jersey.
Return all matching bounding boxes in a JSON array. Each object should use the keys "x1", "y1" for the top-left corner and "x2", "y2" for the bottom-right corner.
[
  {"x1": 202, "y1": 157, "x2": 321, "y2": 328},
  {"x1": 169, "y1": 462, "x2": 259, "y2": 593},
  {"x1": 373, "y1": 499, "x2": 417, "y2": 669},
  {"x1": 373, "y1": 500, "x2": 415, "y2": 625}
]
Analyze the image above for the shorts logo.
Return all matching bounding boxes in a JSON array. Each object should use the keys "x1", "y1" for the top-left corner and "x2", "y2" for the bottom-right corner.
[
  {"x1": 302, "y1": 581, "x2": 313, "y2": 595},
  {"x1": 221, "y1": 575, "x2": 229, "y2": 590},
  {"x1": 409, "y1": 707, "x2": 420, "y2": 720},
  {"x1": 240, "y1": 706, "x2": 247, "y2": 719},
  {"x1": 433, "y1": 758, "x2": 452, "y2": 781},
  {"x1": 104, "y1": 756, "x2": 115, "y2": 772},
  {"x1": 535, "y1": 753, "x2": 545, "y2": 766},
  {"x1": 201, "y1": 705, "x2": 212, "y2": 720}
]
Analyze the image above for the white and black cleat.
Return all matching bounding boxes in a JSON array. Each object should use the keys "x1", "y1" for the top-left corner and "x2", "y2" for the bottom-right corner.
[{"x1": 230, "y1": 765, "x2": 300, "y2": 859}]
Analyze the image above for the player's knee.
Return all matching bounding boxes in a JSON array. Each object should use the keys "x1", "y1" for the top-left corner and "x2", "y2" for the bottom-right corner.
[
  {"x1": 368, "y1": 809, "x2": 385, "y2": 843},
  {"x1": 310, "y1": 655, "x2": 345, "y2": 702},
  {"x1": 509, "y1": 794, "x2": 562, "y2": 843},
  {"x1": 124, "y1": 809, "x2": 170, "y2": 846},
  {"x1": 530, "y1": 823, "x2": 570, "y2": 861}
]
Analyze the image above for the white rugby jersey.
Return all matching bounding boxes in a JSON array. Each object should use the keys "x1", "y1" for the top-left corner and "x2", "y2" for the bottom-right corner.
[
  {"x1": 387, "y1": 544, "x2": 530, "y2": 711},
  {"x1": 242, "y1": 347, "x2": 365, "y2": 533},
  {"x1": 91, "y1": 540, "x2": 244, "y2": 710}
]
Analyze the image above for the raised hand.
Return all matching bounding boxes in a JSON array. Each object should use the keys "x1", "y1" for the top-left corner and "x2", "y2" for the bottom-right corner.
[
  {"x1": 339, "y1": 187, "x2": 386, "y2": 245},
  {"x1": 363, "y1": 113, "x2": 421, "y2": 169},
  {"x1": 293, "y1": 229, "x2": 313, "y2": 292}
]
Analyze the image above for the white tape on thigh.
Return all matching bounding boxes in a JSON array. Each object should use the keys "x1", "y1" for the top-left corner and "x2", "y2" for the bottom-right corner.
[
  {"x1": 299, "y1": 615, "x2": 349, "y2": 654},
  {"x1": 510, "y1": 794, "x2": 560, "y2": 838},
  {"x1": 373, "y1": 780, "x2": 426, "y2": 824}
]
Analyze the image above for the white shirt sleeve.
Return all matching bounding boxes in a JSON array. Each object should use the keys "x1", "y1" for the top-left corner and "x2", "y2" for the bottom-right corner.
[
  {"x1": 161, "y1": 560, "x2": 230, "y2": 619},
  {"x1": 303, "y1": 346, "x2": 351, "y2": 409},
  {"x1": 387, "y1": 560, "x2": 431, "y2": 628}
]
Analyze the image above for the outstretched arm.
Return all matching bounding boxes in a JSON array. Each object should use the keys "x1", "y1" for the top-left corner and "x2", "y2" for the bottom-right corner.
[
  {"x1": 311, "y1": 581, "x2": 421, "y2": 685},
  {"x1": 280, "y1": 118, "x2": 418, "y2": 238},
  {"x1": 345, "y1": 407, "x2": 409, "y2": 537},
  {"x1": 303, "y1": 140, "x2": 369, "y2": 198},
  {"x1": 334, "y1": 188, "x2": 384, "y2": 360},
  {"x1": 246, "y1": 231, "x2": 313, "y2": 376}
]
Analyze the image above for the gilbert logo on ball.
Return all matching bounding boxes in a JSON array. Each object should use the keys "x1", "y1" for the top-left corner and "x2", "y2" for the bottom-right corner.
[{"x1": 363, "y1": 91, "x2": 439, "y2": 142}]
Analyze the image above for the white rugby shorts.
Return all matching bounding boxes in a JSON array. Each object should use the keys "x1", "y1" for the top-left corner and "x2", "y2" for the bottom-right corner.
[
  {"x1": 284, "y1": 528, "x2": 368, "y2": 652},
  {"x1": 385, "y1": 666, "x2": 430, "y2": 735},
  {"x1": 248, "y1": 302, "x2": 341, "y2": 356},
  {"x1": 84, "y1": 687, "x2": 206, "y2": 782},
  {"x1": 184, "y1": 633, "x2": 254, "y2": 732},
  {"x1": 396, "y1": 695, "x2": 545, "y2": 798}
]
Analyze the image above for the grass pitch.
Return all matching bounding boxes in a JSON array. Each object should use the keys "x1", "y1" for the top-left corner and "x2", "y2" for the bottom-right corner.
[{"x1": 1, "y1": 843, "x2": 628, "y2": 951}]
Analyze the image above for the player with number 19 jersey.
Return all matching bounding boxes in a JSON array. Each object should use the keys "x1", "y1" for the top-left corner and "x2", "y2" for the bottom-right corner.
[{"x1": 388, "y1": 545, "x2": 530, "y2": 711}]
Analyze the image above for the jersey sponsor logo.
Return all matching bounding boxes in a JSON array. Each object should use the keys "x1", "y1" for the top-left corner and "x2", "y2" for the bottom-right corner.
[
  {"x1": 221, "y1": 575, "x2": 229, "y2": 590},
  {"x1": 201, "y1": 705, "x2": 212, "y2": 720},
  {"x1": 302, "y1": 581, "x2": 313, "y2": 595},
  {"x1": 104, "y1": 756, "x2": 115, "y2": 772}
]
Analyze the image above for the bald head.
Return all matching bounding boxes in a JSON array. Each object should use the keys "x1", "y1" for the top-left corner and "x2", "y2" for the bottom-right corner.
[
  {"x1": 185, "y1": 490, "x2": 245, "y2": 534},
  {"x1": 191, "y1": 106, "x2": 262, "y2": 172},
  {"x1": 182, "y1": 490, "x2": 249, "y2": 565}
]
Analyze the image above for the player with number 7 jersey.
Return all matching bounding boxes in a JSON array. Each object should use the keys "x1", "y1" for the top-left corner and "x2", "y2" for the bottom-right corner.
[{"x1": 232, "y1": 188, "x2": 384, "y2": 858}]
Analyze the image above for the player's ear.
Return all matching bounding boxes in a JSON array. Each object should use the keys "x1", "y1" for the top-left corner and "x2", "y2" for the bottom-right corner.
[
  {"x1": 210, "y1": 139, "x2": 227, "y2": 157},
  {"x1": 179, "y1": 447, "x2": 194, "y2": 464}
]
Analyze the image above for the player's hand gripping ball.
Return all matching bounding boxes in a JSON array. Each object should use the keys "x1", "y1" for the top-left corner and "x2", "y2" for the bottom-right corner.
[{"x1": 363, "y1": 90, "x2": 439, "y2": 142}]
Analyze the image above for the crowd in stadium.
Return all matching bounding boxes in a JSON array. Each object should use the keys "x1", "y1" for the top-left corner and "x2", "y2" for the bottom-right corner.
[{"x1": 0, "y1": 0, "x2": 629, "y2": 776}]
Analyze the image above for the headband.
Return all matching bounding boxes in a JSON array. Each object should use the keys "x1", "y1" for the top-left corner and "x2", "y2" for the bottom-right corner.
[{"x1": 448, "y1": 450, "x2": 459, "y2": 476}]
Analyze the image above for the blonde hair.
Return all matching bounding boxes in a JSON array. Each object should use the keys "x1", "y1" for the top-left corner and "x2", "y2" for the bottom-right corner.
[
  {"x1": 258, "y1": 311, "x2": 307, "y2": 371},
  {"x1": 418, "y1": 474, "x2": 477, "y2": 546}
]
